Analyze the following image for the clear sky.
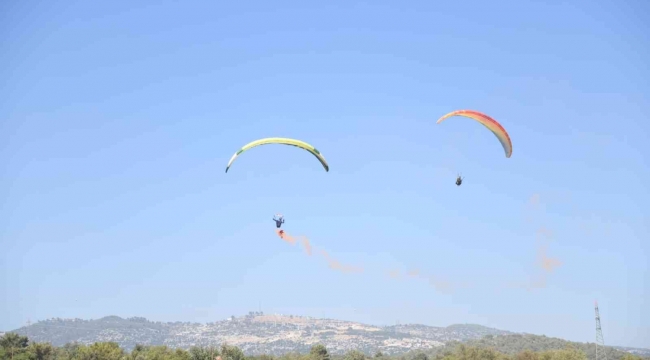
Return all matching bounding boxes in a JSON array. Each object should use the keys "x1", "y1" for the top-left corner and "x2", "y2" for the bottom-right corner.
[{"x1": 1, "y1": 0, "x2": 648, "y2": 349}]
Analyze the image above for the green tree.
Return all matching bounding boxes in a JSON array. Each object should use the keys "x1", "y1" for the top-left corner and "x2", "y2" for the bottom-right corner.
[
  {"x1": 55, "y1": 343, "x2": 80, "y2": 360},
  {"x1": 172, "y1": 348, "x2": 191, "y2": 360},
  {"x1": 276, "y1": 353, "x2": 303, "y2": 360},
  {"x1": 515, "y1": 350, "x2": 539, "y2": 360},
  {"x1": 373, "y1": 352, "x2": 383, "y2": 359},
  {"x1": 343, "y1": 350, "x2": 366, "y2": 360},
  {"x1": 621, "y1": 355, "x2": 644, "y2": 360},
  {"x1": 27, "y1": 343, "x2": 55, "y2": 360},
  {"x1": 128, "y1": 345, "x2": 190, "y2": 360},
  {"x1": 75, "y1": 342, "x2": 125, "y2": 360},
  {"x1": 0, "y1": 333, "x2": 30, "y2": 360},
  {"x1": 189, "y1": 347, "x2": 220, "y2": 360},
  {"x1": 129, "y1": 344, "x2": 147, "y2": 360},
  {"x1": 436, "y1": 354, "x2": 458, "y2": 360},
  {"x1": 309, "y1": 345, "x2": 330, "y2": 360},
  {"x1": 220, "y1": 345, "x2": 244, "y2": 360},
  {"x1": 143, "y1": 346, "x2": 171, "y2": 360},
  {"x1": 454, "y1": 345, "x2": 509, "y2": 360},
  {"x1": 413, "y1": 353, "x2": 429, "y2": 360},
  {"x1": 536, "y1": 348, "x2": 586, "y2": 360}
]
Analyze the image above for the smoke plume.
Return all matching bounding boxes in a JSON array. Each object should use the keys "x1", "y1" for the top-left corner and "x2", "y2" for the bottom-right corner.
[
  {"x1": 275, "y1": 230, "x2": 363, "y2": 274},
  {"x1": 274, "y1": 192, "x2": 564, "y2": 294}
]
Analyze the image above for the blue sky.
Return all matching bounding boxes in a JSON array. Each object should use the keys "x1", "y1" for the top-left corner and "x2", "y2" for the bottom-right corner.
[{"x1": 1, "y1": 0, "x2": 648, "y2": 349}]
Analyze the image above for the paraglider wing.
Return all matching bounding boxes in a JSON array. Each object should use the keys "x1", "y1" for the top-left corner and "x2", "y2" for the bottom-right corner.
[
  {"x1": 437, "y1": 110, "x2": 512, "y2": 158},
  {"x1": 225, "y1": 137, "x2": 330, "y2": 172}
]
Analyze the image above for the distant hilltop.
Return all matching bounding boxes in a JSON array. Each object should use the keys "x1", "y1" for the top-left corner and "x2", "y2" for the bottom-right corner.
[
  {"x1": 7, "y1": 313, "x2": 649, "y2": 359},
  {"x1": 7, "y1": 313, "x2": 511, "y2": 354}
]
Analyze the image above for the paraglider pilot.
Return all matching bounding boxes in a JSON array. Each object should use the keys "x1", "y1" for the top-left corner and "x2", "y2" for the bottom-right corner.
[
  {"x1": 273, "y1": 214, "x2": 285, "y2": 228},
  {"x1": 456, "y1": 175, "x2": 463, "y2": 186}
]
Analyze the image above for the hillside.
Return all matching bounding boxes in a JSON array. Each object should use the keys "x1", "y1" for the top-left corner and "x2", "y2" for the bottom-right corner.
[
  {"x1": 9, "y1": 313, "x2": 510, "y2": 355},
  {"x1": 7, "y1": 313, "x2": 648, "y2": 359},
  {"x1": 400, "y1": 333, "x2": 649, "y2": 360}
]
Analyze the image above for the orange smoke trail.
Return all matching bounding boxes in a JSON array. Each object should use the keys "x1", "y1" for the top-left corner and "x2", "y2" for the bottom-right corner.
[
  {"x1": 404, "y1": 267, "x2": 464, "y2": 294},
  {"x1": 525, "y1": 193, "x2": 541, "y2": 224},
  {"x1": 319, "y1": 250, "x2": 363, "y2": 273},
  {"x1": 275, "y1": 227, "x2": 467, "y2": 293},
  {"x1": 275, "y1": 230, "x2": 362, "y2": 273},
  {"x1": 272, "y1": 193, "x2": 563, "y2": 294},
  {"x1": 527, "y1": 195, "x2": 563, "y2": 289},
  {"x1": 511, "y1": 246, "x2": 561, "y2": 291},
  {"x1": 537, "y1": 244, "x2": 562, "y2": 273},
  {"x1": 301, "y1": 237, "x2": 312, "y2": 256},
  {"x1": 535, "y1": 223, "x2": 562, "y2": 276},
  {"x1": 384, "y1": 264, "x2": 463, "y2": 294},
  {"x1": 387, "y1": 269, "x2": 400, "y2": 279},
  {"x1": 428, "y1": 275, "x2": 455, "y2": 294},
  {"x1": 275, "y1": 229, "x2": 296, "y2": 244},
  {"x1": 516, "y1": 226, "x2": 562, "y2": 290},
  {"x1": 498, "y1": 194, "x2": 566, "y2": 292},
  {"x1": 503, "y1": 200, "x2": 564, "y2": 291}
]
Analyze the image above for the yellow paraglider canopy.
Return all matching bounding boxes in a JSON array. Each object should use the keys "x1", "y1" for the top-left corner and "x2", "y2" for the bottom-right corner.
[{"x1": 225, "y1": 137, "x2": 329, "y2": 173}]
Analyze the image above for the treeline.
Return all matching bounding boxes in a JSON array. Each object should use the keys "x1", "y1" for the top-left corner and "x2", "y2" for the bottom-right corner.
[
  {"x1": 1, "y1": 333, "x2": 645, "y2": 360},
  {"x1": 398, "y1": 334, "x2": 644, "y2": 360}
]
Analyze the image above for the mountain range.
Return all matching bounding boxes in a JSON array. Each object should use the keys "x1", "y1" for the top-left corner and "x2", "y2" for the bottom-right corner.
[{"x1": 5, "y1": 312, "x2": 649, "y2": 358}]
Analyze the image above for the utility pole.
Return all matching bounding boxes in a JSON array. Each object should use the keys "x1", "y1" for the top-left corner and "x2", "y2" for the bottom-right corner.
[{"x1": 595, "y1": 300, "x2": 607, "y2": 360}]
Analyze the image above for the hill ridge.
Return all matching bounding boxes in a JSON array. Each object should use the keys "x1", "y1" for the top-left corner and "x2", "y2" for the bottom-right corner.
[{"x1": 7, "y1": 313, "x2": 649, "y2": 359}]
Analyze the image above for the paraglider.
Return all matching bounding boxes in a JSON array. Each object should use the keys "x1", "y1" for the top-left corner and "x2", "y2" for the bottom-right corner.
[
  {"x1": 436, "y1": 110, "x2": 513, "y2": 158},
  {"x1": 225, "y1": 137, "x2": 330, "y2": 173},
  {"x1": 273, "y1": 214, "x2": 285, "y2": 228},
  {"x1": 437, "y1": 110, "x2": 512, "y2": 186}
]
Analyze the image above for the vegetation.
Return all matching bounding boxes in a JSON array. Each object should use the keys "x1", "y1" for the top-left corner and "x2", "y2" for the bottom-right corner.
[
  {"x1": 1, "y1": 333, "x2": 646, "y2": 360},
  {"x1": 393, "y1": 334, "x2": 643, "y2": 360}
]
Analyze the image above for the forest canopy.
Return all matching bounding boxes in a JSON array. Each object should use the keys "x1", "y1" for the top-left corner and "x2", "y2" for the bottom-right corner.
[{"x1": 1, "y1": 333, "x2": 646, "y2": 360}]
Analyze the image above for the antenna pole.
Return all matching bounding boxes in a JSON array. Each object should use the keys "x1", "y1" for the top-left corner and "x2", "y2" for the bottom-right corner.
[{"x1": 595, "y1": 300, "x2": 607, "y2": 360}]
